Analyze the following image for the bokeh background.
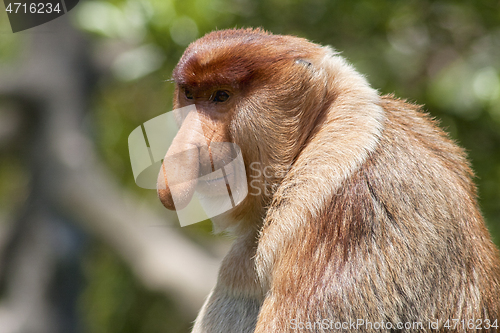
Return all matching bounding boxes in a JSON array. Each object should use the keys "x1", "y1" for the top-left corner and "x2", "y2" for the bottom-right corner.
[{"x1": 0, "y1": 0, "x2": 499, "y2": 332}]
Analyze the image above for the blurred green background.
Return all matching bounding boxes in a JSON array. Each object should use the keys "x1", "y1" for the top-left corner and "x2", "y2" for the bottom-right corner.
[{"x1": 0, "y1": 0, "x2": 499, "y2": 332}]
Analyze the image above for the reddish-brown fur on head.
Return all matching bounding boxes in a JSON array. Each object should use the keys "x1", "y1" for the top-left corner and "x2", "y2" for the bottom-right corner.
[
  {"x1": 159, "y1": 28, "x2": 500, "y2": 333},
  {"x1": 173, "y1": 28, "x2": 321, "y2": 90}
]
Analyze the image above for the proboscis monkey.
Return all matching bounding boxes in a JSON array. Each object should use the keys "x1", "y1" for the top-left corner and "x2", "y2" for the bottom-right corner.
[{"x1": 158, "y1": 28, "x2": 500, "y2": 333}]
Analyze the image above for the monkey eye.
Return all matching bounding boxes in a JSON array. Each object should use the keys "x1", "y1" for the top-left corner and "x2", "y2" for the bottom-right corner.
[
  {"x1": 184, "y1": 88, "x2": 194, "y2": 100},
  {"x1": 212, "y1": 90, "x2": 230, "y2": 103}
]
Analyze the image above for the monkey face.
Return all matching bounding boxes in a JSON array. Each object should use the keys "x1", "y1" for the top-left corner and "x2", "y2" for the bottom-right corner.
[
  {"x1": 156, "y1": 104, "x2": 247, "y2": 218},
  {"x1": 128, "y1": 99, "x2": 247, "y2": 226},
  {"x1": 156, "y1": 84, "x2": 238, "y2": 209}
]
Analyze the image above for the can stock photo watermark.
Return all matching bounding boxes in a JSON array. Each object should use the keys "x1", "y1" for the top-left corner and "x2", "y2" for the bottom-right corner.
[{"x1": 3, "y1": 0, "x2": 79, "y2": 32}]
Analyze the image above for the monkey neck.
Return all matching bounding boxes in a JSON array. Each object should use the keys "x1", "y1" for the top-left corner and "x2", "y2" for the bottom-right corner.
[{"x1": 217, "y1": 228, "x2": 265, "y2": 299}]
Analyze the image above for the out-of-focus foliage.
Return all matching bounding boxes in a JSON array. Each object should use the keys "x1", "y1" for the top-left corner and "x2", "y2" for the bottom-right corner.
[
  {"x1": 80, "y1": 242, "x2": 191, "y2": 333},
  {"x1": 0, "y1": 15, "x2": 29, "y2": 217}
]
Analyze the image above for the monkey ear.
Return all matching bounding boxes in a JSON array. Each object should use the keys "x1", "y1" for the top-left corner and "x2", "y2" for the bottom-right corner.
[{"x1": 295, "y1": 59, "x2": 312, "y2": 67}]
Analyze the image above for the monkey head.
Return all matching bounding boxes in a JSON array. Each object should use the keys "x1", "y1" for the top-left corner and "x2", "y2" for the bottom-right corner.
[{"x1": 157, "y1": 28, "x2": 351, "y2": 230}]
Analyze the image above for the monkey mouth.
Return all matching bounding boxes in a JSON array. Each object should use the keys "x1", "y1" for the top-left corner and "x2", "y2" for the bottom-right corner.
[
  {"x1": 202, "y1": 173, "x2": 232, "y2": 184},
  {"x1": 195, "y1": 170, "x2": 235, "y2": 198}
]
